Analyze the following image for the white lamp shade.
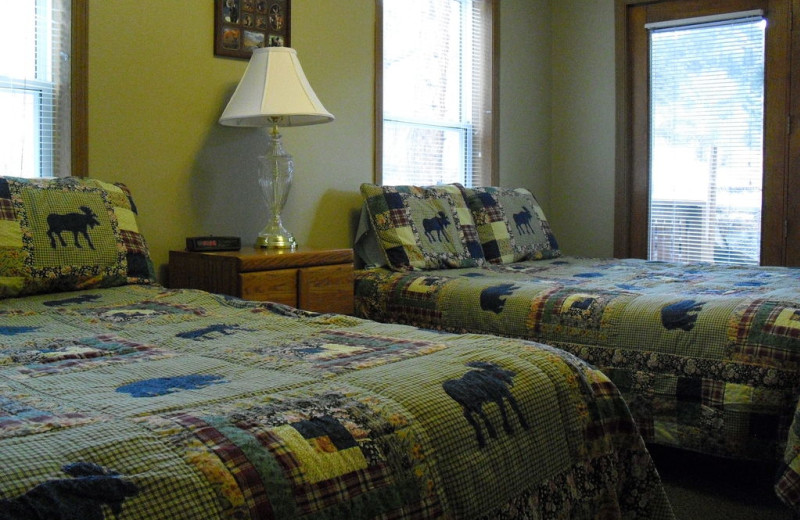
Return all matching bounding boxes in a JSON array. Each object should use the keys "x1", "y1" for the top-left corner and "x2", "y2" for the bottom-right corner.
[{"x1": 219, "y1": 47, "x2": 334, "y2": 127}]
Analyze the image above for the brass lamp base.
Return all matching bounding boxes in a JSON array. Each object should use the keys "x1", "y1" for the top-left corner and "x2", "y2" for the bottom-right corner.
[
  {"x1": 256, "y1": 233, "x2": 296, "y2": 249},
  {"x1": 255, "y1": 216, "x2": 296, "y2": 249}
]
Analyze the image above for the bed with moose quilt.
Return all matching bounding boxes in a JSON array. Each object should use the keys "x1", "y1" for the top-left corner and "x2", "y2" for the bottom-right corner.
[
  {"x1": 0, "y1": 175, "x2": 675, "y2": 519},
  {"x1": 353, "y1": 182, "x2": 800, "y2": 512}
]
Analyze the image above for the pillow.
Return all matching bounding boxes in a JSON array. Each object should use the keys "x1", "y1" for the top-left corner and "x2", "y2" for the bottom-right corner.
[
  {"x1": 353, "y1": 203, "x2": 388, "y2": 269},
  {"x1": 360, "y1": 183, "x2": 484, "y2": 271},
  {"x1": 462, "y1": 186, "x2": 560, "y2": 263},
  {"x1": 0, "y1": 176, "x2": 156, "y2": 298}
]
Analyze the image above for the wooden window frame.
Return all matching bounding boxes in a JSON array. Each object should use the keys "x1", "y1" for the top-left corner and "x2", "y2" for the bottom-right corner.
[
  {"x1": 614, "y1": 0, "x2": 798, "y2": 265},
  {"x1": 71, "y1": 0, "x2": 88, "y2": 178}
]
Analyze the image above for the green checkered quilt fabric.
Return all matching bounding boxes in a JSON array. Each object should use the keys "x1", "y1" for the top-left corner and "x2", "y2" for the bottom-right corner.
[{"x1": 0, "y1": 285, "x2": 673, "y2": 519}]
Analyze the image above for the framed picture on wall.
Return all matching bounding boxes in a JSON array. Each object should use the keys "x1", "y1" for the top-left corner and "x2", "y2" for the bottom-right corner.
[{"x1": 214, "y1": 0, "x2": 291, "y2": 59}]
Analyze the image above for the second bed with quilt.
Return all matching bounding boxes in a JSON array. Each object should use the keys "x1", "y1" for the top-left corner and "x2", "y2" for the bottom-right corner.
[{"x1": 354, "y1": 181, "x2": 800, "y2": 512}]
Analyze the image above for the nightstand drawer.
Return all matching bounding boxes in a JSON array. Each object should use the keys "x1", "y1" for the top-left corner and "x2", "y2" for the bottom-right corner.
[
  {"x1": 240, "y1": 269, "x2": 298, "y2": 305},
  {"x1": 169, "y1": 247, "x2": 354, "y2": 314},
  {"x1": 299, "y1": 264, "x2": 354, "y2": 314}
]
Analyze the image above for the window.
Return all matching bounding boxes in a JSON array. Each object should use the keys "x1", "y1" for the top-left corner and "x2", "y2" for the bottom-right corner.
[
  {"x1": 615, "y1": 0, "x2": 798, "y2": 266},
  {"x1": 0, "y1": 0, "x2": 75, "y2": 178},
  {"x1": 377, "y1": 0, "x2": 496, "y2": 187}
]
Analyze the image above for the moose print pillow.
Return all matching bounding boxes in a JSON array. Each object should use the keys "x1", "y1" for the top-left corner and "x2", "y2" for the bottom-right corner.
[
  {"x1": 360, "y1": 183, "x2": 485, "y2": 271},
  {"x1": 0, "y1": 176, "x2": 156, "y2": 298},
  {"x1": 462, "y1": 186, "x2": 560, "y2": 264}
]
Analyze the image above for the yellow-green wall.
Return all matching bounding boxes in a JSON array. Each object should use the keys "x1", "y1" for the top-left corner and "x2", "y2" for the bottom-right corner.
[
  {"x1": 550, "y1": 0, "x2": 616, "y2": 257},
  {"x1": 89, "y1": 1, "x2": 377, "y2": 280},
  {"x1": 88, "y1": 0, "x2": 610, "y2": 280}
]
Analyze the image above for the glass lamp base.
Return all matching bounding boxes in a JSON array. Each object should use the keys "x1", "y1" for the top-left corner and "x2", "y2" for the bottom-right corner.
[{"x1": 257, "y1": 127, "x2": 296, "y2": 250}]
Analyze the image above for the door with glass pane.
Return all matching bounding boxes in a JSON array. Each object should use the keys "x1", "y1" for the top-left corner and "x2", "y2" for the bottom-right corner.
[
  {"x1": 616, "y1": 0, "x2": 796, "y2": 266},
  {"x1": 648, "y1": 15, "x2": 765, "y2": 265}
]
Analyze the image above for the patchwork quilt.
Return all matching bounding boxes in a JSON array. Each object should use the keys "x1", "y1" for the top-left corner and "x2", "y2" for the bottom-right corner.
[
  {"x1": 354, "y1": 256, "x2": 800, "y2": 511},
  {"x1": 0, "y1": 284, "x2": 673, "y2": 519}
]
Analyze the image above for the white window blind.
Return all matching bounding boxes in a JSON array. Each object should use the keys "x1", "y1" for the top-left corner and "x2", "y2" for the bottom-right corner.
[
  {"x1": 0, "y1": 0, "x2": 71, "y2": 178},
  {"x1": 382, "y1": 0, "x2": 492, "y2": 187},
  {"x1": 648, "y1": 15, "x2": 765, "y2": 265}
]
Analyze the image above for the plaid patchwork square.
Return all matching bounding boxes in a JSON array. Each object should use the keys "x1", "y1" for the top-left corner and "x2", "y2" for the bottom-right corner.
[
  {"x1": 387, "y1": 207, "x2": 411, "y2": 228},
  {"x1": 462, "y1": 186, "x2": 560, "y2": 264},
  {"x1": 173, "y1": 414, "x2": 274, "y2": 518},
  {"x1": 477, "y1": 192, "x2": 505, "y2": 222},
  {"x1": 120, "y1": 229, "x2": 147, "y2": 255},
  {"x1": 0, "y1": 198, "x2": 15, "y2": 220},
  {"x1": 776, "y1": 466, "x2": 800, "y2": 509},
  {"x1": 763, "y1": 306, "x2": 800, "y2": 339},
  {"x1": 730, "y1": 299, "x2": 800, "y2": 367},
  {"x1": 360, "y1": 183, "x2": 484, "y2": 271},
  {"x1": 702, "y1": 380, "x2": 726, "y2": 407}
]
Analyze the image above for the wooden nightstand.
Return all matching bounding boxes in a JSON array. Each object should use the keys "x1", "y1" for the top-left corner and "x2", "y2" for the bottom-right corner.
[{"x1": 168, "y1": 247, "x2": 354, "y2": 315}]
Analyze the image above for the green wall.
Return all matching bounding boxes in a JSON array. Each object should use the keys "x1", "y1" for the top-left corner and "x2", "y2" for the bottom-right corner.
[
  {"x1": 88, "y1": 0, "x2": 611, "y2": 280},
  {"x1": 550, "y1": 0, "x2": 616, "y2": 257},
  {"x1": 499, "y1": 1, "x2": 552, "y2": 213}
]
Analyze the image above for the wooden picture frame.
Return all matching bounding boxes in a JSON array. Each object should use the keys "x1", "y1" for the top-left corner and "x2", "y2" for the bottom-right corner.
[{"x1": 214, "y1": 0, "x2": 291, "y2": 59}]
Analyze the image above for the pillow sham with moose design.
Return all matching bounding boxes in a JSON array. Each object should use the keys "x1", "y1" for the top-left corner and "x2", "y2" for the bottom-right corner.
[
  {"x1": 0, "y1": 176, "x2": 155, "y2": 298},
  {"x1": 360, "y1": 183, "x2": 485, "y2": 271},
  {"x1": 461, "y1": 186, "x2": 560, "y2": 264}
]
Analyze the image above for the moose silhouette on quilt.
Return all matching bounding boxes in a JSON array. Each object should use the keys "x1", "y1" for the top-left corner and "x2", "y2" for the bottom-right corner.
[
  {"x1": 661, "y1": 299, "x2": 706, "y2": 331},
  {"x1": 479, "y1": 283, "x2": 518, "y2": 314},
  {"x1": 0, "y1": 462, "x2": 138, "y2": 520},
  {"x1": 443, "y1": 361, "x2": 530, "y2": 448},
  {"x1": 46, "y1": 206, "x2": 101, "y2": 250},
  {"x1": 512, "y1": 206, "x2": 535, "y2": 235},
  {"x1": 423, "y1": 211, "x2": 451, "y2": 243}
]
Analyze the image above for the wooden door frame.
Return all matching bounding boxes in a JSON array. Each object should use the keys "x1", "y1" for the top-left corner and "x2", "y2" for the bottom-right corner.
[{"x1": 614, "y1": 0, "x2": 795, "y2": 265}]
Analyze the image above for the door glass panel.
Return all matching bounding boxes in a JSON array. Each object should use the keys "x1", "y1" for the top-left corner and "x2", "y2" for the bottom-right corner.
[{"x1": 649, "y1": 17, "x2": 765, "y2": 265}]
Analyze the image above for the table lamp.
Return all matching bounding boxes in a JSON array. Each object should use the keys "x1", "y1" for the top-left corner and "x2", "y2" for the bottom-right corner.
[{"x1": 219, "y1": 47, "x2": 334, "y2": 249}]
